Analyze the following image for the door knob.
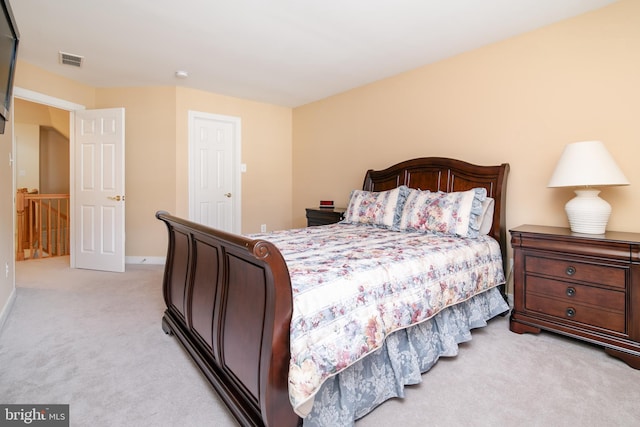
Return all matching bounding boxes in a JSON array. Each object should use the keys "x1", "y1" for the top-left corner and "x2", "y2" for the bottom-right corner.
[
  {"x1": 108, "y1": 195, "x2": 123, "y2": 201},
  {"x1": 224, "y1": 193, "x2": 232, "y2": 198}
]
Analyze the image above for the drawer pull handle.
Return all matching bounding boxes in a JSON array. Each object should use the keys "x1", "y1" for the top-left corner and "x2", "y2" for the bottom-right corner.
[
  {"x1": 566, "y1": 307, "x2": 576, "y2": 318},
  {"x1": 566, "y1": 266, "x2": 576, "y2": 276},
  {"x1": 566, "y1": 287, "x2": 576, "y2": 297}
]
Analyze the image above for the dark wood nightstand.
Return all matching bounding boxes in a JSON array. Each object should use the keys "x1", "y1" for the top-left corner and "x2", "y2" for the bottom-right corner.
[
  {"x1": 510, "y1": 224, "x2": 640, "y2": 369},
  {"x1": 305, "y1": 208, "x2": 346, "y2": 226}
]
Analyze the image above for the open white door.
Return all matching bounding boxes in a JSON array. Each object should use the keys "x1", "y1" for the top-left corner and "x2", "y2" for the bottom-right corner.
[{"x1": 73, "y1": 108, "x2": 125, "y2": 272}]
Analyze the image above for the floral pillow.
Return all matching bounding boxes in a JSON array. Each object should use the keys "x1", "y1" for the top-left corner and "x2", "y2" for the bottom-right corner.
[
  {"x1": 342, "y1": 186, "x2": 409, "y2": 229},
  {"x1": 398, "y1": 187, "x2": 487, "y2": 237}
]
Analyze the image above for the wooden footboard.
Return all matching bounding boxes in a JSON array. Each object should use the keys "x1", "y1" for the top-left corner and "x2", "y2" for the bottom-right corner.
[{"x1": 156, "y1": 211, "x2": 300, "y2": 427}]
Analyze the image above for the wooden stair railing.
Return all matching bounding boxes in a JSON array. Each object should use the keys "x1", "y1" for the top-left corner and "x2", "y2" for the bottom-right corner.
[{"x1": 16, "y1": 190, "x2": 70, "y2": 261}]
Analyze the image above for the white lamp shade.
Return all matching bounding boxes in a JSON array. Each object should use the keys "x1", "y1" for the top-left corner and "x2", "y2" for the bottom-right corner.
[
  {"x1": 548, "y1": 140, "x2": 629, "y2": 188},
  {"x1": 548, "y1": 140, "x2": 629, "y2": 234}
]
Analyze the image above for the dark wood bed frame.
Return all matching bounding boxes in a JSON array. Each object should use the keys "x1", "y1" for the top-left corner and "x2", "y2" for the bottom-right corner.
[{"x1": 157, "y1": 157, "x2": 509, "y2": 427}]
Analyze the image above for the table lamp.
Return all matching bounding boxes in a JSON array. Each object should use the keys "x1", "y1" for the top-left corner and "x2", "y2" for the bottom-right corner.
[{"x1": 548, "y1": 140, "x2": 629, "y2": 234}]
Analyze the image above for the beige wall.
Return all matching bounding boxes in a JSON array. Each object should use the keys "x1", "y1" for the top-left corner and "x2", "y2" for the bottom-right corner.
[
  {"x1": 0, "y1": 105, "x2": 14, "y2": 327},
  {"x1": 39, "y1": 126, "x2": 70, "y2": 194},
  {"x1": 175, "y1": 87, "x2": 293, "y2": 234},
  {"x1": 93, "y1": 86, "x2": 292, "y2": 256},
  {"x1": 14, "y1": 99, "x2": 73, "y2": 192},
  {"x1": 292, "y1": 0, "x2": 640, "y2": 243},
  {"x1": 14, "y1": 122, "x2": 39, "y2": 191},
  {"x1": 15, "y1": 61, "x2": 96, "y2": 108},
  {"x1": 5, "y1": 63, "x2": 292, "y2": 262}
]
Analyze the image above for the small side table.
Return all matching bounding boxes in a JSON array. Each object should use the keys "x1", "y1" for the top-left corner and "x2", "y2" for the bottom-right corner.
[
  {"x1": 305, "y1": 208, "x2": 346, "y2": 226},
  {"x1": 510, "y1": 224, "x2": 640, "y2": 369}
]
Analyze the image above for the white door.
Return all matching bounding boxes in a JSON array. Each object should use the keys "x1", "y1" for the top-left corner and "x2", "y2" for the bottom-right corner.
[
  {"x1": 73, "y1": 108, "x2": 125, "y2": 272},
  {"x1": 189, "y1": 111, "x2": 241, "y2": 233}
]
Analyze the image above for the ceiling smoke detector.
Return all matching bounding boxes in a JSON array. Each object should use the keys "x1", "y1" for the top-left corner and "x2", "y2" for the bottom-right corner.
[{"x1": 59, "y1": 51, "x2": 84, "y2": 68}]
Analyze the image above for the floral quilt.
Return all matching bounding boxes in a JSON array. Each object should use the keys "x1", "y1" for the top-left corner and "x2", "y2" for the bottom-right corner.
[{"x1": 254, "y1": 223, "x2": 506, "y2": 417}]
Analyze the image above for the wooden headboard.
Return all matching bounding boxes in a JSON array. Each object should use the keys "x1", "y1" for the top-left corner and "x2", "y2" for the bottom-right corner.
[{"x1": 363, "y1": 157, "x2": 510, "y2": 267}]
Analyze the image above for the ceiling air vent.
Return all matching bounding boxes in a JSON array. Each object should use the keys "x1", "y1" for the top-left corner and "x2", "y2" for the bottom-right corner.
[{"x1": 59, "y1": 51, "x2": 84, "y2": 67}]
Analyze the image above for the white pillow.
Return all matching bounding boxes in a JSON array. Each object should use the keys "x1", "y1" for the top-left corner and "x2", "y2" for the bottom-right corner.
[{"x1": 477, "y1": 197, "x2": 495, "y2": 235}]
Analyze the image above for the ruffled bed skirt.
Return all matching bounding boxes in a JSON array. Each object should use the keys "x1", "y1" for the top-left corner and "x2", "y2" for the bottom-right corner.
[{"x1": 302, "y1": 287, "x2": 510, "y2": 426}]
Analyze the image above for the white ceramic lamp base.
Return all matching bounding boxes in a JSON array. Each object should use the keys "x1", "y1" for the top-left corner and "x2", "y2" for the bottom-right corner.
[{"x1": 565, "y1": 189, "x2": 611, "y2": 234}]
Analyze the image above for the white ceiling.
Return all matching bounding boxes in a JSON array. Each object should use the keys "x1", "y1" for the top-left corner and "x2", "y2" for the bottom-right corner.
[{"x1": 11, "y1": 0, "x2": 617, "y2": 107}]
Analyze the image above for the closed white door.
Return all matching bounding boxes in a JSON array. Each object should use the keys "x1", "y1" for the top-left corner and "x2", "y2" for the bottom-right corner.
[
  {"x1": 189, "y1": 111, "x2": 241, "y2": 233},
  {"x1": 73, "y1": 108, "x2": 125, "y2": 272}
]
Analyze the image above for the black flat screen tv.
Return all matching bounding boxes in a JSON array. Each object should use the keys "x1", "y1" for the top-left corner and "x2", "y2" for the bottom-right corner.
[{"x1": 0, "y1": 0, "x2": 19, "y2": 134}]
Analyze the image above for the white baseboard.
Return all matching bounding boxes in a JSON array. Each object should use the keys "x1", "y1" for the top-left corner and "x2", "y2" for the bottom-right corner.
[
  {"x1": 125, "y1": 256, "x2": 165, "y2": 265},
  {"x1": 0, "y1": 287, "x2": 16, "y2": 331}
]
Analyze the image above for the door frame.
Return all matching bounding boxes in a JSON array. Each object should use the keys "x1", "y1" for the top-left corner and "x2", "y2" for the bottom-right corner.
[
  {"x1": 13, "y1": 87, "x2": 85, "y2": 268},
  {"x1": 188, "y1": 110, "x2": 242, "y2": 233}
]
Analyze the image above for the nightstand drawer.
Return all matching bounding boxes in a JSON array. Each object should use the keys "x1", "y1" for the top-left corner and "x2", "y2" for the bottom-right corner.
[
  {"x1": 526, "y1": 276, "x2": 625, "y2": 312},
  {"x1": 525, "y1": 256, "x2": 626, "y2": 290},
  {"x1": 525, "y1": 292, "x2": 625, "y2": 333}
]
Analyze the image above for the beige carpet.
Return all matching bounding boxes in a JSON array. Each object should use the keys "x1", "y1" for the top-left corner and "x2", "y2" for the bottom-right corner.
[{"x1": 1, "y1": 256, "x2": 639, "y2": 426}]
